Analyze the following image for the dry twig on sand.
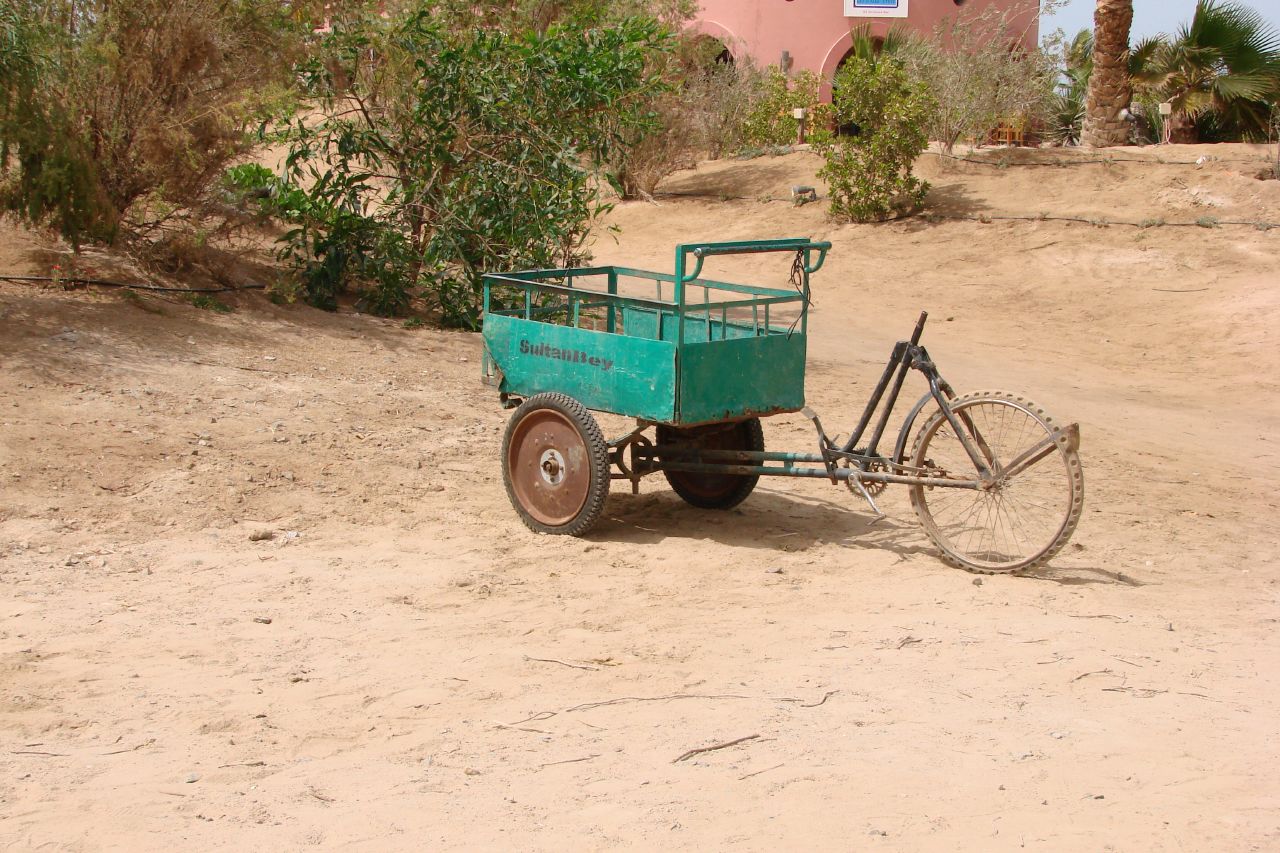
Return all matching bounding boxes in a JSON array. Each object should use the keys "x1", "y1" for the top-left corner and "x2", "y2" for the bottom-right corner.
[
  {"x1": 1103, "y1": 686, "x2": 1167, "y2": 698},
  {"x1": 523, "y1": 655, "x2": 600, "y2": 671},
  {"x1": 102, "y1": 738, "x2": 155, "y2": 755},
  {"x1": 673, "y1": 734, "x2": 762, "y2": 764},
  {"x1": 739, "y1": 763, "x2": 785, "y2": 780},
  {"x1": 1071, "y1": 669, "x2": 1116, "y2": 682},
  {"x1": 503, "y1": 711, "x2": 557, "y2": 726},
  {"x1": 538, "y1": 754, "x2": 600, "y2": 769},
  {"x1": 566, "y1": 694, "x2": 753, "y2": 713},
  {"x1": 796, "y1": 690, "x2": 838, "y2": 708}
]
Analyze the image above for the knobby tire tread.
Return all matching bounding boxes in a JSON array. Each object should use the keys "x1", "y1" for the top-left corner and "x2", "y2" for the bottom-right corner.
[
  {"x1": 502, "y1": 392, "x2": 610, "y2": 537},
  {"x1": 908, "y1": 390, "x2": 1084, "y2": 574}
]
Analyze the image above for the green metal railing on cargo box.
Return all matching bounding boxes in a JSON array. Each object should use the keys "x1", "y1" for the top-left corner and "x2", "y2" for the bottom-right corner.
[{"x1": 480, "y1": 239, "x2": 830, "y2": 425}]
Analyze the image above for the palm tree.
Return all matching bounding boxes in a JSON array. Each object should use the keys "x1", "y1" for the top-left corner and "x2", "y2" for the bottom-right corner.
[
  {"x1": 1131, "y1": 1, "x2": 1280, "y2": 143},
  {"x1": 1082, "y1": 0, "x2": 1134, "y2": 147},
  {"x1": 1049, "y1": 28, "x2": 1094, "y2": 145},
  {"x1": 846, "y1": 24, "x2": 908, "y2": 66}
]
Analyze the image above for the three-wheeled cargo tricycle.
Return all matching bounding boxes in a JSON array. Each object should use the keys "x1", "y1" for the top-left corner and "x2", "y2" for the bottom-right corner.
[{"x1": 481, "y1": 239, "x2": 1083, "y2": 574}]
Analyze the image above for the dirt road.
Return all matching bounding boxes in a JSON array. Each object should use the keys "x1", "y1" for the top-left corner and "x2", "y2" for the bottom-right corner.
[{"x1": 3, "y1": 146, "x2": 1278, "y2": 850}]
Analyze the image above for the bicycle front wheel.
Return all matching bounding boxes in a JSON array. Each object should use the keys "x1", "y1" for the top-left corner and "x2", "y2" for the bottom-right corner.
[{"x1": 908, "y1": 391, "x2": 1083, "y2": 574}]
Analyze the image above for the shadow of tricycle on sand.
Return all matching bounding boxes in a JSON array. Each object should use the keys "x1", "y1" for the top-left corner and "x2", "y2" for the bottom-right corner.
[{"x1": 590, "y1": 486, "x2": 1145, "y2": 587}]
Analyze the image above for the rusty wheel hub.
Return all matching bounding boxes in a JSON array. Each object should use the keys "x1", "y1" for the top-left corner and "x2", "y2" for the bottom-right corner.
[
  {"x1": 507, "y1": 410, "x2": 589, "y2": 526},
  {"x1": 539, "y1": 448, "x2": 566, "y2": 484}
]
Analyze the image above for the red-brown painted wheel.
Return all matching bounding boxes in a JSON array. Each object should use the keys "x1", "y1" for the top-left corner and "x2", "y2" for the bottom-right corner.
[
  {"x1": 502, "y1": 393, "x2": 610, "y2": 536},
  {"x1": 657, "y1": 418, "x2": 764, "y2": 510}
]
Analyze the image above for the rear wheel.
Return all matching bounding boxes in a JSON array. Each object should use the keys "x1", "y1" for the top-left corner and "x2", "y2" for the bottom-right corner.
[
  {"x1": 657, "y1": 418, "x2": 764, "y2": 510},
  {"x1": 909, "y1": 391, "x2": 1083, "y2": 574},
  {"x1": 502, "y1": 393, "x2": 610, "y2": 536}
]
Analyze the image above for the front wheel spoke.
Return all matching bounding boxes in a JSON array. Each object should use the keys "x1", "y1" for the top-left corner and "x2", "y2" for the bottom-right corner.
[
  {"x1": 1007, "y1": 491, "x2": 1061, "y2": 541},
  {"x1": 952, "y1": 491, "x2": 988, "y2": 550},
  {"x1": 924, "y1": 485, "x2": 977, "y2": 515},
  {"x1": 996, "y1": 494, "x2": 1032, "y2": 558},
  {"x1": 1008, "y1": 491, "x2": 1049, "y2": 550}
]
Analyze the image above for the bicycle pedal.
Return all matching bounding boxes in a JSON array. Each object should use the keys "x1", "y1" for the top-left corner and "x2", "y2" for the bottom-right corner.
[{"x1": 850, "y1": 476, "x2": 885, "y2": 519}]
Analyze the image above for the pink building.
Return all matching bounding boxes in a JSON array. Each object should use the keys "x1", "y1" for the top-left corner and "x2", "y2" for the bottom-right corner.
[{"x1": 693, "y1": 0, "x2": 1041, "y2": 99}]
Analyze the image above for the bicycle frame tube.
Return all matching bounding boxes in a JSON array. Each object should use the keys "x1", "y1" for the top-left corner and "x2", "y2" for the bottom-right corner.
[
  {"x1": 833, "y1": 312, "x2": 996, "y2": 481},
  {"x1": 840, "y1": 311, "x2": 928, "y2": 456}
]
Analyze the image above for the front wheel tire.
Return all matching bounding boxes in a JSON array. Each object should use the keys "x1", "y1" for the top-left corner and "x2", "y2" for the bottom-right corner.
[
  {"x1": 502, "y1": 393, "x2": 610, "y2": 536},
  {"x1": 908, "y1": 391, "x2": 1084, "y2": 574}
]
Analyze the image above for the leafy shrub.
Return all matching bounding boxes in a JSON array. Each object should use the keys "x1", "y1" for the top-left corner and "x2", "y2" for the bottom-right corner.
[
  {"x1": 222, "y1": 164, "x2": 315, "y2": 223},
  {"x1": 1045, "y1": 29, "x2": 1094, "y2": 146},
  {"x1": 188, "y1": 294, "x2": 233, "y2": 313},
  {"x1": 814, "y1": 55, "x2": 933, "y2": 223},
  {"x1": 608, "y1": 54, "x2": 773, "y2": 196},
  {"x1": 279, "y1": 3, "x2": 668, "y2": 325},
  {"x1": 1129, "y1": 1, "x2": 1280, "y2": 144},
  {"x1": 608, "y1": 95, "x2": 696, "y2": 199},
  {"x1": 742, "y1": 68, "x2": 832, "y2": 149}
]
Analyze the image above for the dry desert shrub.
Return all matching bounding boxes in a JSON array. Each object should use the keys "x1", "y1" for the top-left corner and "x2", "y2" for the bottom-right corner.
[{"x1": 0, "y1": 0, "x2": 298, "y2": 246}]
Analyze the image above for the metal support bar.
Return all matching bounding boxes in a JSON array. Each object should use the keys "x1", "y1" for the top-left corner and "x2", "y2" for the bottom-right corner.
[
  {"x1": 930, "y1": 376, "x2": 996, "y2": 479},
  {"x1": 639, "y1": 448, "x2": 827, "y2": 464},
  {"x1": 652, "y1": 460, "x2": 980, "y2": 489},
  {"x1": 680, "y1": 240, "x2": 832, "y2": 288},
  {"x1": 842, "y1": 341, "x2": 907, "y2": 453}
]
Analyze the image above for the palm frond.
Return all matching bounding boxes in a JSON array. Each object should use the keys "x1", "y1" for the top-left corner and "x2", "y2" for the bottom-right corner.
[
  {"x1": 1134, "y1": 1, "x2": 1280, "y2": 139},
  {"x1": 1192, "y1": 0, "x2": 1280, "y2": 69},
  {"x1": 1127, "y1": 36, "x2": 1163, "y2": 79}
]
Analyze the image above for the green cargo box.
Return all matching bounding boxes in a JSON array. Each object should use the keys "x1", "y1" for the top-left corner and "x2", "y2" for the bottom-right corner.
[{"x1": 481, "y1": 239, "x2": 829, "y2": 427}]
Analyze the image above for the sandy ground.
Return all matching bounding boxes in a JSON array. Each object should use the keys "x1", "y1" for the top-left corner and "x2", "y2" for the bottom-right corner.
[{"x1": 2, "y1": 145, "x2": 1279, "y2": 851}]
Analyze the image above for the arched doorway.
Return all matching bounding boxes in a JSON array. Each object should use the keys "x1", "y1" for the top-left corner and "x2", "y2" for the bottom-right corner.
[
  {"x1": 687, "y1": 34, "x2": 734, "y2": 70},
  {"x1": 687, "y1": 19, "x2": 739, "y2": 67}
]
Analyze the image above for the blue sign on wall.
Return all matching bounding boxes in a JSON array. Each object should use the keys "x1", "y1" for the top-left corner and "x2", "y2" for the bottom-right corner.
[{"x1": 845, "y1": 0, "x2": 908, "y2": 17}]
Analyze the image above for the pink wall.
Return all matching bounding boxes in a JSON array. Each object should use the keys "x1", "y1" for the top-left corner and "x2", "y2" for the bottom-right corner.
[{"x1": 693, "y1": 0, "x2": 1040, "y2": 99}]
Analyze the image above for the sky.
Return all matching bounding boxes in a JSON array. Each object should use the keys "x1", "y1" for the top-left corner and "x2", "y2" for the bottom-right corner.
[{"x1": 1040, "y1": 0, "x2": 1280, "y2": 41}]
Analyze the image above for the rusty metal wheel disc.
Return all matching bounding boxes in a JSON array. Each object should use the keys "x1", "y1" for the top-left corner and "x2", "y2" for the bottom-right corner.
[{"x1": 506, "y1": 407, "x2": 593, "y2": 527}]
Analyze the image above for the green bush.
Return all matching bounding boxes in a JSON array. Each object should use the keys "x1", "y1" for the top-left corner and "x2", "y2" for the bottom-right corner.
[
  {"x1": 188, "y1": 293, "x2": 233, "y2": 313},
  {"x1": 1130, "y1": 1, "x2": 1280, "y2": 143},
  {"x1": 741, "y1": 68, "x2": 831, "y2": 149},
  {"x1": 278, "y1": 3, "x2": 668, "y2": 325},
  {"x1": 814, "y1": 55, "x2": 933, "y2": 223},
  {"x1": 683, "y1": 60, "x2": 764, "y2": 160},
  {"x1": 221, "y1": 164, "x2": 315, "y2": 223}
]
